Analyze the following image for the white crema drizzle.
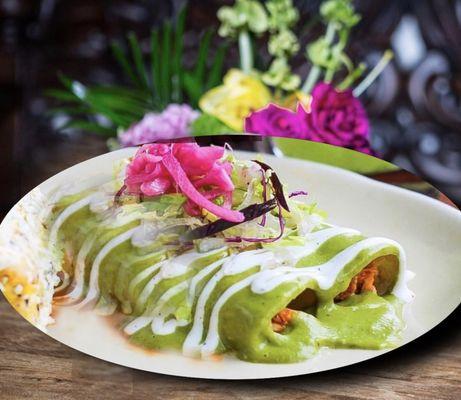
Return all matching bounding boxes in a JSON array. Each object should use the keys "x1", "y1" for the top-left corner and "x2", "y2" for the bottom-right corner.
[
  {"x1": 48, "y1": 195, "x2": 94, "y2": 250},
  {"x1": 133, "y1": 249, "x2": 223, "y2": 311},
  {"x1": 184, "y1": 227, "x2": 412, "y2": 358},
  {"x1": 77, "y1": 227, "x2": 138, "y2": 308},
  {"x1": 49, "y1": 195, "x2": 179, "y2": 304},
  {"x1": 125, "y1": 282, "x2": 191, "y2": 336},
  {"x1": 124, "y1": 249, "x2": 226, "y2": 335},
  {"x1": 52, "y1": 195, "x2": 413, "y2": 358},
  {"x1": 184, "y1": 228, "x2": 354, "y2": 357},
  {"x1": 54, "y1": 236, "x2": 95, "y2": 303}
]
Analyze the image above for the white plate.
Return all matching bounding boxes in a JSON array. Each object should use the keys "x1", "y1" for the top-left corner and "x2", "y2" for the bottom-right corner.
[{"x1": 4, "y1": 148, "x2": 461, "y2": 379}]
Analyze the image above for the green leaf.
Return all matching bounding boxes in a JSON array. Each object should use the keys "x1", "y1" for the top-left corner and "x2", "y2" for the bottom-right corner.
[
  {"x1": 161, "y1": 21, "x2": 172, "y2": 104},
  {"x1": 47, "y1": 80, "x2": 155, "y2": 122},
  {"x1": 111, "y1": 41, "x2": 143, "y2": 88},
  {"x1": 46, "y1": 105, "x2": 91, "y2": 115},
  {"x1": 182, "y1": 72, "x2": 203, "y2": 107},
  {"x1": 44, "y1": 88, "x2": 78, "y2": 102},
  {"x1": 89, "y1": 85, "x2": 149, "y2": 102},
  {"x1": 150, "y1": 29, "x2": 162, "y2": 103},
  {"x1": 206, "y1": 43, "x2": 227, "y2": 89},
  {"x1": 89, "y1": 86, "x2": 152, "y2": 111},
  {"x1": 172, "y1": 4, "x2": 187, "y2": 102},
  {"x1": 71, "y1": 84, "x2": 144, "y2": 114},
  {"x1": 62, "y1": 81, "x2": 140, "y2": 127},
  {"x1": 128, "y1": 32, "x2": 149, "y2": 90},
  {"x1": 86, "y1": 94, "x2": 146, "y2": 117},
  {"x1": 58, "y1": 119, "x2": 116, "y2": 136},
  {"x1": 194, "y1": 30, "x2": 213, "y2": 84},
  {"x1": 57, "y1": 73, "x2": 75, "y2": 90}
]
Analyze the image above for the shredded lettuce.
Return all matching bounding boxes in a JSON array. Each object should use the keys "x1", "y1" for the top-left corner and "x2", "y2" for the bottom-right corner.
[{"x1": 231, "y1": 159, "x2": 265, "y2": 208}]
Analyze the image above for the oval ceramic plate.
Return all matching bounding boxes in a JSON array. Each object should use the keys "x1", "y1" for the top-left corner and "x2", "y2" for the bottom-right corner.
[{"x1": 2, "y1": 146, "x2": 461, "y2": 379}]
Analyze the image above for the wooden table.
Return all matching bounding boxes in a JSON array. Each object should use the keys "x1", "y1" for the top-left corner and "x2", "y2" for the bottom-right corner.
[{"x1": 0, "y1": 296, "x2": 459, "y2": 400}]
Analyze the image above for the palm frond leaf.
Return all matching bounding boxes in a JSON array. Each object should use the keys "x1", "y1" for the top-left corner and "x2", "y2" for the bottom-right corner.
[
  {"x1": 111, "y1": 41, "x2": 144, "y2": 89},
  {"x1": 194, "y1": 30, "x2": 213, "y2": 85},
  {"x1": 161, "y1": 21, "x2": 172, "y2": 105},
  {"x1": 128, "y1": 32, "x2": 150, "y2": 90},
  {"x1": 150, "y1": 29, "x2": 162, "y2": 104},
  {"x1": 57, "y1": 119, "x2": 116, "y2": 137},
  {"x1": 172, "y1": 4, "x2": 187, "y2": 102},
  {"x1": 45, "y1": 7, "x2": 228, "y2": 136},
  {"x1": 207, "y1": 43, "x2": 228, "y2": 90}
]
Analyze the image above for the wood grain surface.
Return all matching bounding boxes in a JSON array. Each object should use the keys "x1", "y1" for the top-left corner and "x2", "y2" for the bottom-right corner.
[{"x1": 0, "y1": 296, "x2": 459, "y2": 400}]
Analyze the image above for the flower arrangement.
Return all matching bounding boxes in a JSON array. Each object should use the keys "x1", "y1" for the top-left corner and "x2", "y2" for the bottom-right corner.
[{"x1": 48, "y1": 0, "x2": 393, "y2": 155}]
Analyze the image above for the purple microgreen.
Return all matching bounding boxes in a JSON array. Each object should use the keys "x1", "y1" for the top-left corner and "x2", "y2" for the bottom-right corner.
[
  {"x1": 180, "y1": 198, "x2": 277, "y2": 243},
  {"x1": 259, "y1": 168, "x2": 268, "y2": 227},
  {"x1": 253, "y1": 160, "x2": 290, "y2": 212},
  {"x1": 225, "y1": 201, "x2": 285, "y2": 244},
  {"x1": 289, "y1": 190, "x2": 308, "y2": 198},
  {"x1": 114, "y1": 184, "x2": 127, "y2": 205}
]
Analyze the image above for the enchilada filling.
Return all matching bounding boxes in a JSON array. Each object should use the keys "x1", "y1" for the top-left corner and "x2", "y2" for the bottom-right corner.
[
  {"x1": 271, "y1": 308, "x2": 294, "y2": 333},
  {"x1": 335, "y1": 263, "x2": 378, "y2": 301}
]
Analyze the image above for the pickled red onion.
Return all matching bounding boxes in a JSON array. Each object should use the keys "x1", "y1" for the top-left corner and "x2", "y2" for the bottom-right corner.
[
  {"x1": 123, "y1": 142, "x2": 243, "y2": 222},
  {"x1": 162, "y1": 152, "x2": 244, "y2": 223}
]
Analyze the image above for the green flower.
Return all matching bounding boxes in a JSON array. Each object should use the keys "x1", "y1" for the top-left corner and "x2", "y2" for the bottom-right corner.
[
  {"x1": 268, "y1": 29, "x2": 300, "y2": 58},
  {"x1": 320, "y1": 0, "x2": 360, "y2": 28},
  {"x1": 266, "y1": 0, "x2": 299, "y2": 31},
  {"x1": 262, "y1": 58, "x2": 301, "y2": 91},
  {"x1": 301, "y1": 0, "x2": 362, "y2": 94},
  {"x1": 218, "y1": 0, "x2": 269, "y2": 38},
  {"x1": 307, "y1": 37, "x2": 343, "y2": 71}
]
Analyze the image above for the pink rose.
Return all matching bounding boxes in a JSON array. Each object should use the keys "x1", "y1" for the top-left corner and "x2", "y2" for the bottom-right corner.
[
  {"x1": 244, "y1": 82, "x2": 374, "y2": 155},
  {"x1": 244, "y1": 103, "x2": 308, "y2": 138},
  {"x1": 305, "y1": 83, "x2": 373, "y2": 154}
]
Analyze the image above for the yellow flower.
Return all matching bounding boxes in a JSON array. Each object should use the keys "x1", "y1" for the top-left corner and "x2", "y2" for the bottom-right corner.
[
  {"x1": 199, "y1": 69, "x2": 272, "y2": 131},
  {"x1": 279, "y1": 90, "x2": 312, "y2": 112}
]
